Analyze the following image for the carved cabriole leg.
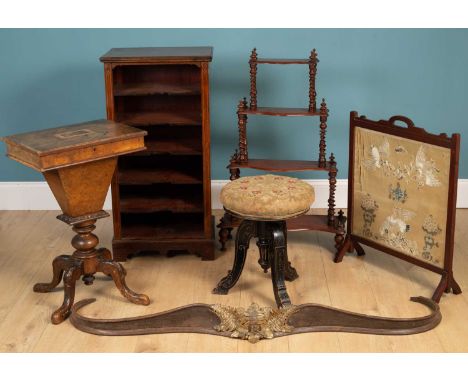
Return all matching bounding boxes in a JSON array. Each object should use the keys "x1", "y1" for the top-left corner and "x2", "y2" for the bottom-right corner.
[
  {"x1": 249, "y1": 48, "x2": 258, "y2": 110},
  {"x1": 319, "y1": 99, "x2": 328, "y2": 167},
  {"x1": 282, "y1": 222, "x2": 299, "y2": 281},
  {"x1": 51, "y1": 265, "x2": 82, "y2": 325},
  {"x1": 33, "y1": 254, "x2": 72, "y2": 293},
  {"x1": 269, "y1": 221, "x2": 292, "y2": 308},
  {"x1": 256, "y1": 221, "x2": 270, "y2": 273},
  {"x1": 42, "y1": 213, "x2": 150, "y2": 324},
  {"x1": 97, "y1": 260, "x2": 150, "y2": 305},
  {"x1": 213, "y1": 220, "x2": 256, "y2": 295},
  {"x1": 327, "y1": 153, "x2": 337, "y2": 226},
  {"x1": 97, "y1": 248, "x2": 112, "y2": 261},
  {"x1": 237, "y1": 98, "x2": 248, "y2": 162}
]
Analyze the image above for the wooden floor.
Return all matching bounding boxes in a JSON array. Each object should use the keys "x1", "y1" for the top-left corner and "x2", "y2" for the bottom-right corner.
[{"x1": 0, "y1": 209, "x2": 467, "y2": 352}]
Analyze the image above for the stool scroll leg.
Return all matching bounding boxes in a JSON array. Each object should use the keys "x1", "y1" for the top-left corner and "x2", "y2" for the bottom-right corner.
[
  {"x1": 282, "y1": 223, "x2": 299, "y2": 281},
  {"x1": 270, "y1": 222, "x2": 292, "y2": 308},
  {"x1": 257, "y1": 221, "x2": 270, "y2": 273},
  {"x1": 97, "y1": 260, "x2": 150, "y2": 306},
  {"x1": 213, "y1": 220, "x2": 256, "y2": 295}
]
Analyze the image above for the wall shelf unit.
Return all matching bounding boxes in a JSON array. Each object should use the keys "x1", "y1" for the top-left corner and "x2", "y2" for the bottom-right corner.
[{"x1": 218, "y1": 48, "x2": 346, "y2": 254}]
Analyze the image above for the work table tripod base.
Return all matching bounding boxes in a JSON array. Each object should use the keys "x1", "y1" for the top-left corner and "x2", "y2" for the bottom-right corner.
[
  {"x1": 213, "y1": 219, "x2": 298, "y2": 308},
  {"x1": 34, "y1": 211, "x2": 150, "y2": 325}
]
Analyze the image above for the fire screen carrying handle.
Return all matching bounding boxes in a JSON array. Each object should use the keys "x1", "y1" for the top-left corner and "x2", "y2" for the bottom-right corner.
[{"x1": 388, "y1": 115, "x2": 415, "y2": 129}]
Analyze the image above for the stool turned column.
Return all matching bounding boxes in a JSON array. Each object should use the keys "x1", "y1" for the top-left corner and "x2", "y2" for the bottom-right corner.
[
  {"x1": 212, "y1": 174, "x2": 314, "y2": 308},
  {"x1": 2, "y1": 120, "x2": 150, "y2": 324}
]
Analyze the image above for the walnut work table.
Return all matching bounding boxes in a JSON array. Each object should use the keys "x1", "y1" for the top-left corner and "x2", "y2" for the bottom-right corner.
[{"x1": 2, "y1": 120, "x2": 150, "y2": 324}]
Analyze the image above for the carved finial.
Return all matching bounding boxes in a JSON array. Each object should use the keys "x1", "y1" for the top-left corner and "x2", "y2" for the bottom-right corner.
[
  {"x1": 250, "y1": 48, "x2": 258, "y2": 61},
  {"x1": 238, "y1": 98, "x2": 247, "y2": 111},
  {"x1": 329, "y1": 152, "x2": 336, "y2": 166},
  {"x1": 230, "y1": 149, "x2": 239, "y2": 162},
  {"x1": 309, "y1": 48, "x2": 318, "y2": 61},
  {"x1": 320, "y1": 98, "x2": 328, "y2": 115}
]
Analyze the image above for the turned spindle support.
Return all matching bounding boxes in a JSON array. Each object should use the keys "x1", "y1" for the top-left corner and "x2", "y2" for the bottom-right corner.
[
  {"x1": 249, "y1": 48, "x2": 258, "y2": 110},
  {"x1": 237, "y1": 98, "x2": 249, "y2": 162},
  {"x1": 327, "y1": 153, "x2": 337, "y2": 226},
  {"x1": 308, "y1": 49, "x2": 318, "y2": 112},
  {"x1": 319, "y1": 98, "x2": 328, "y2": 167}
]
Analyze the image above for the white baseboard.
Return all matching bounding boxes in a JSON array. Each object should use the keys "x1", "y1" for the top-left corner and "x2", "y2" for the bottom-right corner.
[{"x1": 0, "y1": 179, "x2": 467, "y2": 210}]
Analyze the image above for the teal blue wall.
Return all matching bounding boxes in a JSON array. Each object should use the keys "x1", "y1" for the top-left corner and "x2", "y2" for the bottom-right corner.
[{"x1": 1, "y1": 29, "x2": 467, "y2": 181}]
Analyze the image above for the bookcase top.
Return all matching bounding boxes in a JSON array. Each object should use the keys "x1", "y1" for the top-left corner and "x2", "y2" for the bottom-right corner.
[{"x1": 100, "y1": 47, "x2": 213, "y2": 63}]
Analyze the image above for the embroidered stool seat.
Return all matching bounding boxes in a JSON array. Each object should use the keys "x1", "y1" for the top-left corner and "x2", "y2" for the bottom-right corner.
[
  {"x1": 213, "y1": 174, "x2": 315, "y2": 308},
  {"x1": 220, "y1": 174, "x2": 315, "y2": 220}
]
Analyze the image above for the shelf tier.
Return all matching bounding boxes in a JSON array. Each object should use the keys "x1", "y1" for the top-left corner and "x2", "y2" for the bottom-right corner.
[
  {"x1": 120, "y1": 213, "x2": 205, "y2": 239},
  {"x1": 114, "y1": 83, "x2": 200, "y2": 97},
  {"x1": 138, "y1": 137, "x2": 202, "y2": 156},
  {"x1": 229, "y1": 158, "x2": 330, "y2": 172},
  {"x1": 239, "y1": 107, "x2": 320, "y2": 116},
  {"x1": 119, "y1": 167, "x2": 202, "y2": 185},
  {"x1": 118, "y1": 111, "x2": 201, "y2": 126},
  {"x1": 255, "y1": 58, "x2": 311, "y2": 64},
  {"x1": 120, "y1": 195, "x2": 203, "y2": 213},
  {"x1": 287, "y1": 214, "x2": 337, "y2": 234}
]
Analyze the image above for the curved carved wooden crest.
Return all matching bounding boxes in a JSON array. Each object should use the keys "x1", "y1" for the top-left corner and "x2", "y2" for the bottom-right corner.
[{"x1": 70, "y1": 297, "x2": 441, "y2": 343}]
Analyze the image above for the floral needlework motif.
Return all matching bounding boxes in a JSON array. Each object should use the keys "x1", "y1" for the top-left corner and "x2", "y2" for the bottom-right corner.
[
  {"x1": 379, "y1": 208, "x2": 419, "y2": 256},
  {"x1": 364, "y1": 138, "x2": 390, "y2": 170},
  {"x1": 362, "y1": 137, "x2": 441, "y2": 189},
  {"x1": 389, "y1": 182, "x2": 407, "y2": 203},
  {"x1": 421, "y1": 215, "x2": 442, "y2": 263},
  {"x1": 361, "y1": 194, "x2": 378, "y2": 238},
  {"x1": 413, "y1": 147, "x2": 441, "y2": 188}
]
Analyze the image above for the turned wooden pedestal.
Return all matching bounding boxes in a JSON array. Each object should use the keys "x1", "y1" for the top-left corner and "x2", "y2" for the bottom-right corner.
[
  {"x1": 2, "y1": 119, "x2": 151, "y2": 324},
  {"x1": 213, "y1": 219, "x2": 299, "y2": 308}
]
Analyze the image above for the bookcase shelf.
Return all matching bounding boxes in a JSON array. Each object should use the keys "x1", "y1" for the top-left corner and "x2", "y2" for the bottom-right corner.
[
  {"x1": 101, "y1": 46, "x2": 214, "y2": 261},
  {"x1": 120, "y1": 185, "x2": 203, "y2": 214},
  {"x1": 114, "y1": 83, "x2": 200, "y2": 97},
  {"x1": 118, "y1": 111, "x2": 202, "y2": 127}
]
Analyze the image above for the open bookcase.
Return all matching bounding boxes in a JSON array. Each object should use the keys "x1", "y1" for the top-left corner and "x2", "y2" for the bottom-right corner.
[
  {"x1": 100, "y1": 47, "x2": 214, "y2": 261},
  {"x1": 218, "y1": 48, "x2": 346, "y2": 253}
]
